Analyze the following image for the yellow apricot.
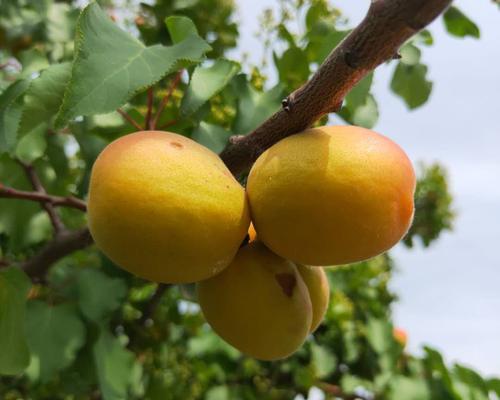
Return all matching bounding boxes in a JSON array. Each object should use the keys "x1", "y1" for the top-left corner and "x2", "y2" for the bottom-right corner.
[
  {"x1": 197, "y1": 241, "x2": 312, "y2": 361},
  {"x1": 393, "y1": 327, "x2": 408, "y2": 348},
  {"x1": 87, "y1": 131, "x2": 250, "y2": 284},
  {"x1": 297, "y1": 265, "x2": 330, "y2": 333},
  {"x1": 247, "y1": 125, "x2": 416, "y2": 266}
]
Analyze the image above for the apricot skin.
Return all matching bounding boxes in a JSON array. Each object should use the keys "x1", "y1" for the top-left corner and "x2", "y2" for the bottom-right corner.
[
  {"x1": 197, "y1": 241, "x2": 312, "y2": 361},
  {"x1": 87, "y1": 131, "x2": 250, "y2": 284},
  {"x1": 297, "y1": 265, "x2": 330, "y2": 333},
  {"x1": 247, "y1": 125, "x2": 416, "y2": 266}
]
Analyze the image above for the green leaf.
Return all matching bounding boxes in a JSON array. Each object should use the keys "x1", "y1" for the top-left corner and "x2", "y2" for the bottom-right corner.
[
  {"x1": 339, "y1": 74, "x2": 379, "y2": 128},
  {"x1": 191, "y1": 122, "x2": 231, "y2": 153},
  {"x1": 366, "y1": 318, "x2": 393, "y2": 354},
  {"x1": 452, "y1": 364, "x2": 488, "y2": 394},
  {"x1": 415, "y1": 30, "x2": 434, "y2": 46},
  {"x1": 351, "y1": 94, "x2": 379, "y2": 129},
  {"x1": 73, "y1": 130, "x2": 108, "y2": 197},
  {"x1": 77, "y1": 269, "x2": 127, "y2": 322},
  {"x1": 18, "y1": 63, "x2": 72, "y2": 139},
  {"x1": 232, "y1": 76, "x2": 284, "y2": 135},
  {"x1": 15, "y1": 127, "x2": 47, "y2": 163},
  {"x1": 0, "y1": 267, "x2": 31, "y2": 375},
  {"x1": 25, "y1": 301, "x2": 86, "y2": 382},
  {"x1": 93, "y1": 327, "x2": 137, "y2": 400},
  {"x1": 55, "y1": 2, "x2": 210, "y2": 127},
  {"x1": 306, "y1": 23, "x2": 349, "y2": 64},
  {"x1": 277, "y1": 24, "x2": 296, "y2": 47},
  {"x1": 345, "y1": 73, "x2": 373, "y2": 110},
  {"x1": 423, "y1": 346, "x2": 459, "y2": 398},
  {"x1": 187, "y1": 329, "x2": 240, "y2": 359},
  {"x1": 46, "y1": 2, "x2": 78, "y2": 44},
  {"x1": 311, "y1": 343, "x2": 337, "y2": 379},
  {"x1": 391, "y1": 63, "x2": 432, "y2": 109},
  {"x1": 0, "y1": 156, "x2": 48, "y2": 250},
  {"x1": 181, "y1": 59, "x2": 239, "y2": 116},
  {"x1": 341, "y1": 374, "x2": 374, "y2": 393},
  {"x1": 165, "y1": 15, "x2": 198, "y2": 44},
  {"x1": 205, "y1": 385, "x2": 230, "y2": 400},
  {"x1": 443, "y1": 6, "x2": 480, "y2": 39},
  {"x1": 488, "y1": 378, "x2": 500, "y2": 396},
  {"x1": 18, "y1": 49, "x2": 49, "y2": 78},
  {"x1": 173, "y1": 0, "x2": 200, "y2": 10},
  {"x1": 273, "y1": 47, "x2": 310, "y2": 90},
  {"x1": 389, "y1": 376, "x2": 431, "y2": 400},
  {"x1": 0, "y1": 79, "x2": 31, "y2": 153},
  {"x1": 400, "y1": 43, "x2": 421, "y2": 66}
]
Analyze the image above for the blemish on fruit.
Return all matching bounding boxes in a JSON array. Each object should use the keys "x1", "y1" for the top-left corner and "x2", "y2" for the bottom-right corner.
[
  {"x1": 170, "y1": 141, "x2": 183, "y2": 149},
  {"x1": 275, "y1": 273, "x2": 296, "y2": 297}
]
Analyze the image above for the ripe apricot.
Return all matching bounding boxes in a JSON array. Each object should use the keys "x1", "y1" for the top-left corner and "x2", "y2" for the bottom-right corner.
[
  {"x1": 87, "y1": 131, "x2": 250, "y2": 283},
  {"x1": 197, "y1": 241, "x2": 312, "y2": 360},
  {"x1": 393, "y1": 327, "x2": 408, "y2": 348},
  {"x1": 297, "y1": 265, "x2": 329, "y2": 333},
  {"x1": 247, "y1": 125, "x2": 415, "y2": 266}
]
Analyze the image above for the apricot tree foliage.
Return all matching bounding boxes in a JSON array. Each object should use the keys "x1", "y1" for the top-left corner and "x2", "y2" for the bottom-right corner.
[{"x1": 0, "y1": 0, "x2": 497, "y2": 399}]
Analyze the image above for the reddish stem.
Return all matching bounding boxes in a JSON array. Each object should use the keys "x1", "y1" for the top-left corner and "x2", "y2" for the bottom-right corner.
[
  {"x1": 18, "y1": 161, "x2": 66, "y2": 234},
  {"x1": 117, "y1": 108, "x2": 143, "y2": 131},
  {"x1": 151, "y1": 70, "x2": 183, "y2": 130},
  {"x1": 145, "y1": 87, "x2": 154, "y2": 130},
  {"x1": 0, "y1": 185, "x2": 87, "y2": 211}
]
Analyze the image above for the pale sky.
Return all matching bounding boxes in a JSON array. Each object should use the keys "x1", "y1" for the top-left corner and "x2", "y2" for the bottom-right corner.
[{"x1": 233, "y1": 0, "x2": 500, "y2": 376}]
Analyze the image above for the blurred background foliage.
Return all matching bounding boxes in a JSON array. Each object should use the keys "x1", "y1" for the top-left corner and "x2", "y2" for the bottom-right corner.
[{"x1": 0, "y1": 0, "x2": 497, "y2": 399}]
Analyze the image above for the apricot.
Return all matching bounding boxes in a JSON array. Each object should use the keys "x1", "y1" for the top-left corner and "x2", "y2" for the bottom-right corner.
[
  {"x1": 297, "y1": 265, "x2": 329, "y2": 333},
  {"x1": 87, "y1": 131, "x2": 250, "y2": 283},
  {"x1": 247, "y1": 125, "x2": 416, "y2": 266},
  {"x1": 393, "y1": 327, "x2": 408, "y2": 348},
  {"x1": 197, "y1": 241, "x2": 312, "y2": 360}
]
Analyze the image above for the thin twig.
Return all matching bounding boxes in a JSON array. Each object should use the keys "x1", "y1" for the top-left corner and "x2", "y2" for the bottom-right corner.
[
  {"x1": 157, "y1": 119, "x2": 178, "y2": 130},
  {"x1": 117, "y1": 108, "x2": 143, "y2": 131},
  {"x1": 151, "y1": 70, "x2": 183, "y2": 130},
  {"x1": 145, "y1": 87, "x2": 154, "y2": 130},
  {"x1": 0, "y1": 184, "x2": 87, "y2": 211},
  {"x1": 139, "y1": 284, "x2": 171, "y2": 326},
  {"x1": 318, "y1": 382, "x2": 372, "y2": 400},
  {"x1": 22, "y1": 228, "x2": 93, "y2": 280},
  {"x1": 17, "y1": 161, "x2": 66, "y2": 234}
]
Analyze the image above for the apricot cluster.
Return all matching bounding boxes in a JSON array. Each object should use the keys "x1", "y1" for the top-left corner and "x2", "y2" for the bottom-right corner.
[{"x1": 87, "y1": 126, "x2": 415, "y2": 360}]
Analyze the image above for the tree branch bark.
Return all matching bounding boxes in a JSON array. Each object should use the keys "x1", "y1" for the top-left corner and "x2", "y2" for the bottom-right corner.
[
  {"x1": 139, "y1": 284, "x2": 171, "y2": 326},
  {"x1": 219, "y1": 0, "x2": 452, "y2": 176},
  {"x1": 22, "y1": 228, "x2": 93, "y2": 280},
  {"x1": 151, "y1": 70, "x2": 183, "y2": 130},
  {"x1": 18, "y1": 161, "x2": 66, "y2": 234},
  {"x1": 0, "y1": 184, "x2": 87, "y2": 211}
]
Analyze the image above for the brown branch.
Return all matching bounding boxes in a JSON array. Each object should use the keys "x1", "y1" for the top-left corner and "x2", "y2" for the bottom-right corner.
[
  {"x1": 139, "y1": 284, "x2": 171, "y2": 326},
  {"x1": 157, "y1": 119, "x2": 178, "y2": 130},
  {"x1": 22, "y1": 228, "x2": 93, "y2": 280},
  {"x1": 219, "y1": 0, "x2": 452, "y2": 176},
  {"x1": 151, "y1": 70, "x2": 183, "y2": 130},
  {"x1": 117, "y1": 108, "x2": 143, "y2": 131},
  {"x1": 0, "y1": 185, "x2": 87, "y2": 211},
  {"x1": 318, "y1": 382, "x2": 372, "y2": 400},
  {"x1": 18, "y1": 161, "x2": 66, "y2": 234},
  {"x1": 145, "y1": 87, "x2": 154, "y2": 130}
]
